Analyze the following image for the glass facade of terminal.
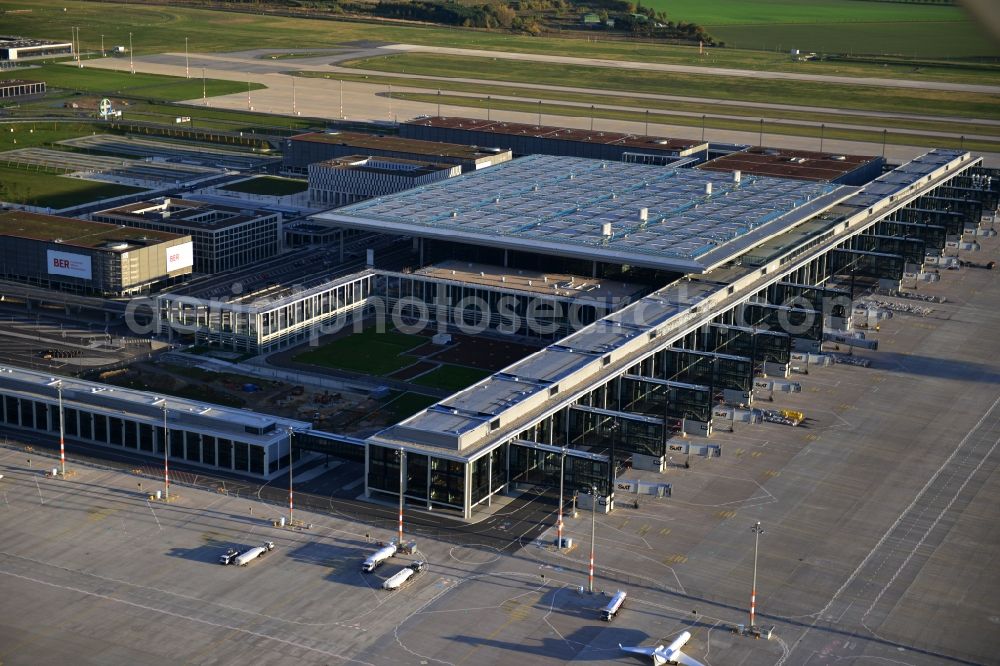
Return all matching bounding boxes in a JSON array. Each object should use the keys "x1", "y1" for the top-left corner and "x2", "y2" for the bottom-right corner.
[{"x1": 0, "y1": 394, "x2": 271, "y2": 477}]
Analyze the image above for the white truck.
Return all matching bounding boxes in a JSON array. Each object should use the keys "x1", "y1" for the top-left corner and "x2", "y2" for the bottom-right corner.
[
  {"x1": 600, "y1": 589, "x2": 627, "y2": 621},
  {"x1": 382, "y1": 561, "x2": 426, "y2": 590},
  {"x1": 219, "y1": 547, "x2": 241, "y2": 565},
  {"x1": 234, "y1": 541, "x2": 275, "y2": 566},
  {"x1": 361, "y1": 542, "x2": 397, "y2": 573}
]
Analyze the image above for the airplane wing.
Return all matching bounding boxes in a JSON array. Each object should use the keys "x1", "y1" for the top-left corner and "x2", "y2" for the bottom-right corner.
[
  {"x1": 672, "y1": 649, "x2": 705, "y2": 666},
  {"x1": 619, "y1": 643, "x2": 659, "y2": 657}
]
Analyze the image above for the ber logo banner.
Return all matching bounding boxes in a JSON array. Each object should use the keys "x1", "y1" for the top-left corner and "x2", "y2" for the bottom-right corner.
[
  {"x1": 47, "y1": 250, "x2": 92, "y2": 280},
  {"x1": 166, "y1": 242, "x2": 194, "y2": 272}
]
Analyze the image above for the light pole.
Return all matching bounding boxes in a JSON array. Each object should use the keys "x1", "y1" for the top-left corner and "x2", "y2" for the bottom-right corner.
[
  {"x1": 557, "y1": 448, "x2": 566, "y2": 549},
  {"x1": 56, "y1": 380, "x2": 66, "y2": 477},
  {"x1": 588, "y1": 484, "x2": 597, "y2": 593},
  {"x1": 437, "y1": 89, "x2": 441, "y2": 117},
  {"x1": 202, "y1": 67, "x2": 206, "y2": 106},
  {"x1": 128, "y1": 32, "x2": 134, "y2": 74},
  {"x1": 162, "y1": 401, "x2": 169, "y2": 500},
  {"x1": 758, "y1": 118, "x2": 764, "y2": 147},
  {"x1": 247, "y1": 74, "x2": 252, "y2": 111},
  {"x1": 288, "y1": 427, "x2": 294, "y2": 525},
  {"x1": 537, "y1": 99, "x2": 541, "y2": 126},
  {"x1": 398, "y1": 447, "x2": 405, "y2": 545},
  {"x1": 185, "y1": 37, "x2": 189, "y2": 79},
  {"x1": 339, "y1": 79, "x2": 345, "y2": 119},
  {"x1": 101, "y1": 34, "x2": 104, "y2": 58},
  {"x1": 644, "y1": 109, "x2": 649, "y2": 135},
  {"x1": 291, "y1": 76, "x2": 297, "y2": 115},
  {"x1": 387, "y1": 84, "x2": 392, "y2": 121},
  {"x1": 590, "y1": 105, "x2": 594, "y2": 131},
  {"x1": 819, "y1": 123, "x2": 825, "y2": 153},
  {"x1": 701, "y1": 114, "x2": 706, "y2": 141},
  {"x1": 487, "y1": 95, "x2": 491, "y2": 121},
  {"x1": 749, "y1": 520, "x2": 764, "y2": 630}
]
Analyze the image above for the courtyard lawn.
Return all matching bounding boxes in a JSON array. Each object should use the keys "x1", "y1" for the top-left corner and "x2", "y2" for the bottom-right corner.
[
  {"x1": 221, "y1": 177, "x2": 308, "y2": 196},
  {"x1": 411, "y1": 364, "x2": 492, "y2": 392},
  {"x1": 294, "y1": 329, "x2": 426, "y2": 376}
]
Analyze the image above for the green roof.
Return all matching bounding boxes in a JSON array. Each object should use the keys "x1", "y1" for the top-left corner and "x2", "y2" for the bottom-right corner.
[{"x1": 0, "y1": 210, "x2": 186, "y2": 251}]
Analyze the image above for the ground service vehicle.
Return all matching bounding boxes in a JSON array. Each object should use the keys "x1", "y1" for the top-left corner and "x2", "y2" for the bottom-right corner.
[
  {"x1": 362, "y1": 542, "x2": 397, "y2": 573},
  {"x1": 601, "y1": 590, "x2": 627, "y2": 621},
  {"x1": 382, "y1": 561, "x2": 426, "y2": 590},
  {"x1": 234, "y1": 541, "x2": 275, "y2": 566},
  {"x1": 219, "y1": 548, "x2": 241, "y2": 565}
]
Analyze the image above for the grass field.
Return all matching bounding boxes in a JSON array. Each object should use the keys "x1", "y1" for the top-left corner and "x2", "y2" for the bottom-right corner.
[
  {"x1": 0, "y1": 122, "x2": 112, "y2": 151},
  {"x1": 647, "y1": 0, "x2": 996, "y2": 57},
  {"x1": 412, "y1": 364, "x2": 491, "y2": 392},
  {"x1": 342, "y1": 54, "x2": 1000, "y2": 120},
  {"x1": 221, "y1": 177, "x2": 308, "y2": 196},
  {"x1": 294, "y1": 329, "x2": 426, "y2": 376},
  {"x1": 647, "y1": 0, "x2": 966, "y2": 25},
  {"x1": 709, "y1": 20, "x2": 998, "y2": 58},
  {"x1": 0, "y1": 164, "x2": 146, "y2": 208},
  {"x1": 0, "y1": 64, "x2": 260, "y2": 101},
  {"x1": 1, "y1": 0, "x2": 996, "y2": 83}
]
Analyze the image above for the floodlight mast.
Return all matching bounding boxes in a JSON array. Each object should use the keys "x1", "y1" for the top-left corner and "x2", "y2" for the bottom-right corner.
[{"x1": 750, "y1": 521, "x2": 764, "y2": 630}]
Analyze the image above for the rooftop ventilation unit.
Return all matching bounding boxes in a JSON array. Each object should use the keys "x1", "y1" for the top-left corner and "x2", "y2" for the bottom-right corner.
[
  {"x1": 705, "y1": 182, "x2": 713, "y2": 196},
  {"x1": 639, "y1": 208, "x2": 648, "y2": 222},
  {"x1": 733, "y1": 170, "x2": 741, "y2": 183},
  {"x1": 602, "y1": 222, "x2": 613, "y2": 237}
]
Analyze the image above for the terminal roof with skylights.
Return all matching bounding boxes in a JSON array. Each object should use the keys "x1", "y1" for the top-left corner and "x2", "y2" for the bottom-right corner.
[{"x1": 318, "y1": 155, "x2": 850, "y2": 274}]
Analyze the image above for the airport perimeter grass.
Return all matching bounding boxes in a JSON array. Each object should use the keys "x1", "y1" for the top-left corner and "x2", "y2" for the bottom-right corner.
[
  {"x1": 412, "y1": 364, "x2": 491, "y2": 392},
  {"x1": 343, "y1": 54, "x2": 1000, "y2": 121},
  {"x1": 0, "y1": 122, "x2": 111, "y2": 151},
  {"x1": 651, "y1": 0, "x2": 996, "y2": 57},
  {"x1": 295, "y1": 329, "x2": 426, "y2": 376},
  {"x1": 221, "y1": 177, "x2": 307, "y2": 196},
  {"x1": 0, "y1": 64, "x2": 260, "y2": 101},
  {"x1": 2, "y1": 0, "x2": 996, "y2": 83},
  {"x1": 0, "y1": 164, "x2": 145, "y2": 208}
]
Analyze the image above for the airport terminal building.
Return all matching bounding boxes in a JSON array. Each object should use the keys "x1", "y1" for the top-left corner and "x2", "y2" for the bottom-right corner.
[
  {"x1": 0, "y1": 211, "x2": 193, "y2": 296},
  {"x1": 3, "y1": 150, "x2": 997, "y2": 518}
]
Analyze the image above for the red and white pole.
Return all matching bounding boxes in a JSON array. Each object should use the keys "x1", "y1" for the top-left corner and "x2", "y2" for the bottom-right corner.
[
  {"x1": 750, "y1": 585, "x2": 757, "y2": 629},
  {"x1": 162, "y1": 403, "x2": 170, "y2": 500},
  {"x1": 57, "y1": 381, "x2": 65, "y2": 477},
  {"x1": 398, "y1": 448, "x2": 405, "y2": 545}
]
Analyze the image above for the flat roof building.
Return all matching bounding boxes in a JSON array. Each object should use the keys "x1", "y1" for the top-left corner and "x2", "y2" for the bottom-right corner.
[
  {"x1": 283, "y1": 131, "x2": 511, "y2": 174},
  {"x1": 0, "y1": 79, "x2": 45, "y2": 100},
  {"x1": 309, "y1": 155, "x2": 461, "y2": 208},
  {"x1": 0, "y1": 211, "x2": 192, "y2": 296},
  {"x1": 92, "y1": 198, "x2": 282, "y2": 274},
  {"x1": 317, "y1": 154, "x2": 847, "y2": 275},
  {"x1": 0, "y1": 36, "x2": 73, "y2": 61},
  {"x1": 0, "y1": 365, "x2": 310, "y2": 479},
  {"x1": 698, "y1": 146, "x2": 884, "y2": 185},
  {"x1": 399, "y1": 116, "x2": 708, "y2": 162}
]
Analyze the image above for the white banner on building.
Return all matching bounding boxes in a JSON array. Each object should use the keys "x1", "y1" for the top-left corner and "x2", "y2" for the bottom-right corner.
[
  {"x1": 46, "y1": 250, "x2": 92, "y2": 280},
  {"x1": 166, "y1": 242, "x2": 194, "y2": 272}
]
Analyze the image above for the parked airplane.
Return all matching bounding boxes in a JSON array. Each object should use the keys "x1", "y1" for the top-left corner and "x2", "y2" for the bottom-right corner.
[{"x1": 619, "y1": 630, "x2": 704, "y2": 666}]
